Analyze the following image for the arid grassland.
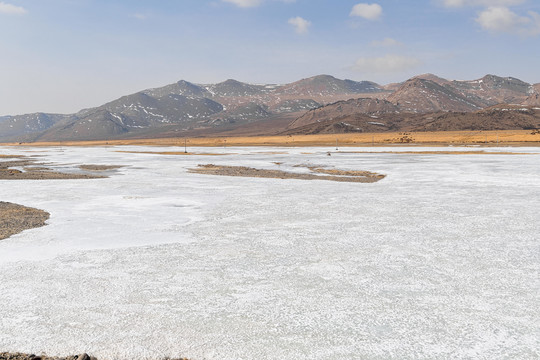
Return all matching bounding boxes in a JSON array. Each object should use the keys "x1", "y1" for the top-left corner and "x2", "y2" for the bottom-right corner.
[{"x1": 2, "y1": 130, "x2": 539, "y2": 148}]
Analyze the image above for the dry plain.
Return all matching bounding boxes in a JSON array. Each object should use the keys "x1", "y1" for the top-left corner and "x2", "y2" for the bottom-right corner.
[
  {"x1": 3, "y1": 130, "x2": 539, "y2": 148},
  {"x1": 0, "y1": 142, "x2": 539, "y2": 360}
]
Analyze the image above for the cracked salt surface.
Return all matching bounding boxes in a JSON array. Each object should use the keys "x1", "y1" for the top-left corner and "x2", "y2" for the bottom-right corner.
[{"x1": 0, "y1": 146, "x2": 539, "y2": 360}]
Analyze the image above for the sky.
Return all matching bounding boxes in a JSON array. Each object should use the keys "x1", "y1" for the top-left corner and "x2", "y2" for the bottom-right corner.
[{"x1": 1, "y1": 0, "x2": 540, "y2": 115}]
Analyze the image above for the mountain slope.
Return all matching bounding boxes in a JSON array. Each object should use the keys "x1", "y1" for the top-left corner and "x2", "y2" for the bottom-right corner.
[
  {"x1": 523, "y1": 84, "x2": 540, "y2": 106},
  {"x1": 0, "y1": 113, "x2": 73, "y2": 142},
  {"x1": 283, "y1": 105, "x2": 540, "y2": 135},
  {"x1": 144, "y1": 80, "x2": 211, "y2": 98},
  {"x1": 204, "y1": 79, "x2": 269, "y2": 97},
  {"x1": 1, "y1": 73, "x2": 537, "y2": 142},
  {"x1": 387, "y1": 78, "x2": 483, "y2": 112},
  {"x1": 450, "y1": 75, "x2": 532, "y2": 106},
  {"x1": 288, "y1": 98, "x2": 399, "y2": 129},
  {"x1": 275, "y1": 74, "x2": 383, "y2": 97}
]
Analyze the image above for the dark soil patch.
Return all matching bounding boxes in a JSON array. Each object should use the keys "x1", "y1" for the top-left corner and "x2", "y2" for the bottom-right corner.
[
  {"x1": 189, "y1": 164, "x2": 385, "y2": 183},
  {"x1": 0, "y1": 353, "x2": 189, "y2": 360},
  {"x1": 0, "y1": 156, "x2": 105, "y2": 180},
  {"x1": 0, "y1": 353, "x2": 96, "y2": 360},
  {"x1": 0, "y1": 202, "x2": 50, "y2": 240},
  {"x1": 79, "y1": 164, "x2": 123, "y2": 171}
]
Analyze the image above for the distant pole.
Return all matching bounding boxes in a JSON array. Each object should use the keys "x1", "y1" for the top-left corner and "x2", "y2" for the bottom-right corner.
[
  {"x1": 372, "y1": 135, "x2": 374, "y2": 147},
  {"x1": 497, "y1": 133, "x2": 499, "y2": 144},
  {"x1": 184, "y1": 138, "x2": 187, "y2": 153},
  {"x1": 336, "y1": 138, "x2": 338, "y2": 151}
]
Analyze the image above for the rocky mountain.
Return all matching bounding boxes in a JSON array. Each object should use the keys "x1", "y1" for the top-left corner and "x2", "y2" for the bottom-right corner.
[
  {"x1": 205, "y1": 102, "x2": 270, "y2": 127},
  {"x1": 411, "y1": 105, "x2": 540, "y2": 132},
  {"x1": 204, "y1": 79, "x2": 269, "y2": 97},
  {"x1": 523, "y1": 84, "x2": 540, "y2": 106},
  {"x1": 412, "y1": 73, "x2": 451, "y2": 85},
  {"x1": 270, "y1": 99, "x2": 321, "y2": 113},
  {"x1": 282, "y1": 105, "x2": 540, "y2": 135},
  {"x1": 288, "y1": 98, "x2": 399, "y2": 129},
  {"x1": 285, "y1": 74, "x2": 539, "y2": 135},
  {"x1": 1, "y1": 73, "x2": 538, "y2": 142},
  {"x1": 0, "y1": 113, "x2": 74, "y2": 142},
  {"x1": 449, "y1": 75, "x2": 533, "y2": 106},
  {"x1": 275, "y1": 74, "x2": 383, "y2": 97},
  {"x1": 387, "y1": 78, "x2": 483, "y2": 112},
  {"x1": 0, "y1": 74, "x2": 385, "y2": 142},
  {"x1": 144, "y1": 80, "x2": 210, "y2": 98}
]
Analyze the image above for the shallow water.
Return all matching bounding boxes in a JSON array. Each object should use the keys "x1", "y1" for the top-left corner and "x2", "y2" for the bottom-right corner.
[{"x1": 1, "y1": 146, "x2": 539, "y2": 359}]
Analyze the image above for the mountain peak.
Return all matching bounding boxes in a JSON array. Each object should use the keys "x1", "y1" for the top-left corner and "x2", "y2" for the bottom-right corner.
[
  {"x1": 220, "y1": 79, "x2": 243, "y2": 85},
  {"x1": 389, "y1": 77, "x2": 482, "y2": 112},
  {"x1": 277, "y1": 74, "x2": 383, "y2": 97},
  {"x1": 413, "y1": 73, "x2": 449, "y2": 85}
]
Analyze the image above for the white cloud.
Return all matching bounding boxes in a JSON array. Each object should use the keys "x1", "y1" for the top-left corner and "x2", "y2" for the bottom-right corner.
[
  {"x1": 371, "y1": 37, "x2": 402, "y2": 47},
  {"x1": 440, "y1": 0, "x2": 540, "y2": 36},
  {"x1": 222, "y1": 0, "x2": 294, "y2": 7},
  {"x1": 288, "y1": 16, "x2": 311, "y2": 34},
  {"x1": 0, "y1": 2, "x2": 26, "y2": 15},
  {"x1": 441, "y1": 0, "x2": 525, "y2": 7},
  {"x1": 352, "y1": 54, "x2": 421, "y2": 73},
  {"x1": 222, "y1": 0, "x2": 262, "y2": 8},
  {"x1": 476, "y1": 7, "x2": 540, "y2": 36},
  {"x1": 350, "y1": 3, "x2": 382, "y2": 20}
]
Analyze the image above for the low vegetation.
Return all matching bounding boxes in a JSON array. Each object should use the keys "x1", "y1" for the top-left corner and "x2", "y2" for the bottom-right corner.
[{"x1": 189, "y1": 164, "x2": 385, "y2": 183}]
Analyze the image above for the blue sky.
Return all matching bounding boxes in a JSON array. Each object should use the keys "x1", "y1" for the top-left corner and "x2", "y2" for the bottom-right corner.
[{"x1": 1, "y1": 0, "x2": 540, "y2": 115}]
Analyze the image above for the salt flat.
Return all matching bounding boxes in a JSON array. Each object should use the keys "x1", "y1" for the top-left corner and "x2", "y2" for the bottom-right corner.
[{"x1": 0, "y1": 146, "x2": 539, "y2": 360}]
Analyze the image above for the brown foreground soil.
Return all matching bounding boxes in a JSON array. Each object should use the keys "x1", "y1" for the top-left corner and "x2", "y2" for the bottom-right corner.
[
  {"x1": 78, "y1": 164, "x2": 123, "y2": 171},
  {"x1": 0, "y1": 202, "x2": 50, "y2": 240},
  {"x1": 0, "y1": 353, "x2": 188, "y2": 360},
  {"x1": 0, "y1": 353, "x2": 96, "y2": 360},
  {"x1": 189, "y1": 164, "x2": 385, "y2": 183}
]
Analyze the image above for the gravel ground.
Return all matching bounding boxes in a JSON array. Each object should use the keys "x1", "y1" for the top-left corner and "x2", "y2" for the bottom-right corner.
[
  {"x1": 0, "y1": 156, "x2": 105, "y2": 180},
  {"x1": 0, "y1": 353, "x2": 96, "y2": 360},
  {"x1": 0, "y1": 202, "x2": 50, "y2": 241},
  {"x1": 189, "y1": 164, "x2": 386, "y2": 182}
]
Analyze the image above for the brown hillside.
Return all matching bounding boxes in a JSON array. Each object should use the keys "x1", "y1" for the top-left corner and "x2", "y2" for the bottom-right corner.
[
  {"x1": 288, "y1": 98, "x2": 399, "y2": 129},
  {"x1": 387, "y1": 78, "x2": 482, "y2": 112},
  {"x1": 282, "y1": 106, "x2": 540, "y2": 135}
]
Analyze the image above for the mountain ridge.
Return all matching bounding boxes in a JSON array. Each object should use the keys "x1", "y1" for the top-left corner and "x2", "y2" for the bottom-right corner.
[{"x1": 1, "y1": 74, "x2": 538, "y2": 142}]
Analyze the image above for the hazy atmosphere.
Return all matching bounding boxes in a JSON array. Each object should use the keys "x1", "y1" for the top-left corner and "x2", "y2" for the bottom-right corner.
[{"x1": 2, "y1": 0, "x2": 540, "y2": 115}]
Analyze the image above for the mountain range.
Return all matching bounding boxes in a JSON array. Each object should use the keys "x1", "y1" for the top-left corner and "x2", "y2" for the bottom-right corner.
[{"x1": 1, "y1": 74, "x2": 539, "y2": 142}]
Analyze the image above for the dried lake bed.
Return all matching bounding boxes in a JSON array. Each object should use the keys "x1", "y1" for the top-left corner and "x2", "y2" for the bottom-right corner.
[{"x1": 0, "y1": 146, "x2": 539, "y2": 360}]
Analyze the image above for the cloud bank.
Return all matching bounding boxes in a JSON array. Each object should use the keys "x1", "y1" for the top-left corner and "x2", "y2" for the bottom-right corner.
[
  {"x1": 0, "y1": 2, "x2": 26, "y2": 14},
  {"x1": 350, "y1": 3, "x2": 382, "y2": 20},
  {"x1": 222, "y1": 0, "x2": 295, "y2": 7},
  {"x1": 441, "y1": 0, "x2": 525, "y2": 7},
  {"x1": 222, "y1": 0, "x2": 262, "y2": 8},
  {"x1": 440, "y1": 0, "x2": 539, "y2": 36},
  {"x1": 476, "y1": 7, "x2": 540, "y2": 36}
]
